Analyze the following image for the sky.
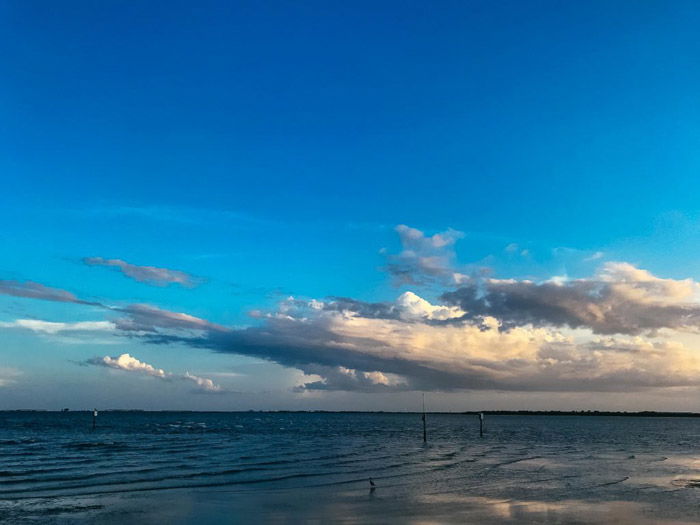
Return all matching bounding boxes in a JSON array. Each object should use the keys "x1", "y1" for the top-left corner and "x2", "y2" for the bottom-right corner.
[{"x1": 2, "y1": 0, "x2": 700, "y2": 411}]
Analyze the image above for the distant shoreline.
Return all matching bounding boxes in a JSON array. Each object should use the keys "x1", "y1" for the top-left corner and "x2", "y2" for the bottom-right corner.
[{"x1": 3, "y1": 409, "x2": 700, "y2": 417}]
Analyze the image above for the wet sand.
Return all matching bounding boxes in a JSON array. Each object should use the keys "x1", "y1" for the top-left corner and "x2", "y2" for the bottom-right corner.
[{"x1": 4, "y1": 480, "x2": 700, "y2": 524}]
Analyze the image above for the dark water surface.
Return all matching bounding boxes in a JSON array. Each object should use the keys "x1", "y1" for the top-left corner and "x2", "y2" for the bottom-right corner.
[{"x1": 3, "y1": 412, "x2": 700, "y2": 523}]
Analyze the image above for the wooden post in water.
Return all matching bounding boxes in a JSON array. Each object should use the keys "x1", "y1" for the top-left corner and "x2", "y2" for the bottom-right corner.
[
  {"x1": 479, "y1": 412, "x2": 484, "y2": 438},
  {"x1": 422, "y1": 394, "x2": 427, "y2": 443},
  {"x1": 92, "y1": 408, "x2": 98, "y2": 430}
]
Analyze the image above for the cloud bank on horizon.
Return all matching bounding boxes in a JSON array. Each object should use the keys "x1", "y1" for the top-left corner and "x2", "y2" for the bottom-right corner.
[{"x1": 4, "y1": 225, "x2": 700, "y2": 397}]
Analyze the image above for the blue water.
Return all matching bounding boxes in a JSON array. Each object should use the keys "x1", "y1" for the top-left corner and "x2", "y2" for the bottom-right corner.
[{"x1": 3, "y1": 412, "x2": 700, "y2": 522}]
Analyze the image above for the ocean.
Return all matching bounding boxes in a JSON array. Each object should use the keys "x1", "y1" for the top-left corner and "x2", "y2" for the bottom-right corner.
[{"x1": 2, "y1": 411, "x2": 700, "y2": 523}]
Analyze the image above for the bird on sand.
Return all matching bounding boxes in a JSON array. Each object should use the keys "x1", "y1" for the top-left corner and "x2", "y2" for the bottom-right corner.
[{"x1": 369, "y1": 478, "x2": 376, "y2": 488}]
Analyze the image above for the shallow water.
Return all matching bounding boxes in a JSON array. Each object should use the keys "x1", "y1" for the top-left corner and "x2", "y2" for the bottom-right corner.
[{"x1": 3, "y1": 412, "x2": 700, "y2": 523}]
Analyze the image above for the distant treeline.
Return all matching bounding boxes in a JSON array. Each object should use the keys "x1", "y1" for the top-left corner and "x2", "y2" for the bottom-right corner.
[
  {"x1": 5, "y1": 409, "x2": 700, "y2": 417},
  {"x1": 458, "y1": 410, "x2": 700, "y2": 418}
]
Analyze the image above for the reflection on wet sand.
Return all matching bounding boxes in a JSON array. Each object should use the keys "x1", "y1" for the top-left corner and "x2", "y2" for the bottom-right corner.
[
  {"x1": 418, "y1": 494, "x2": 658, "y2": 524},
  {"x1": 28, "y1": 488, "x2": 694, "y2": 525}
]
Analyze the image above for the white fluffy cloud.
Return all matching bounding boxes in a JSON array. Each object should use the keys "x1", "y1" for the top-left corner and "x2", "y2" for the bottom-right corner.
[
  {"x1": 88, "y1": 353, "x2": 222, "y2": 393},
  {"x1": 98, "y1": 353, "x2": 167, "y2": 378},
  {"x1": 183, "y1": 371, "x2": 222, "y2": 392},
  {"x1": 395, "y1": 291, "x2": 465, "y2": 321}
]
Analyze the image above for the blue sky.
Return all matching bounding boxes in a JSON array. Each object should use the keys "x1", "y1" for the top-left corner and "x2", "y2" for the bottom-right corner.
[{"x1": 2, "y1": 1, "x2": 700, "y2": 411}]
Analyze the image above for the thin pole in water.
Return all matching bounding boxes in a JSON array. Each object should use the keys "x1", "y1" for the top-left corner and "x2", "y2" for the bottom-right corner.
[
  {"x1": 479, "y1": 412, "x2": 484, "y2": 438},
  {"x1": 92, "y1": 409, "x2": 98, "y2": 430},
  {"x1": 422, "y1": 393, "x2": 427, "y2": 443}
]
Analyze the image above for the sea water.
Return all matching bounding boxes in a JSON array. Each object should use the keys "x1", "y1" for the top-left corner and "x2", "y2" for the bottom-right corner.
[{"x1": 2, "y1": 412, "x2": 700, "y2": 523}]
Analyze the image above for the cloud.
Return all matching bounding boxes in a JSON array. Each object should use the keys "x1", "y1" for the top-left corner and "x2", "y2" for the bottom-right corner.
[
  {"x1": 294, "y1": 365, "x2": 408, "y2": 392},
  {"x1": 93, "y1": 353, "x2": 167, "y2": 378},
  {"x1": 0, "y1": 278, "x2": 221, "y2": 335},
  {"x1": 0, "y1": 280, "x2": 99, "y2": 306},
  {"x1": 114, "y1": 289, "x2": 700, "y2": 394},
  {"x1": 0, "y1": 276, "x2": 229, "y2": 347},
  {"x1": 584, "y1": 251, "x2": 605, "y2": 262},
  {"x1": 395, "y1": 291, "x2": 466, "y2": 321},
  {"x1": 505, "y1": 243, "x2": 530, "y2": 257},
  {"x1": 87, "y1": 353, "x2": 222, "y2": 393},
  {"x1": 441, "y1": 262, "x2": 700, "y2": 335},
  {"x1": 12, "y1": 248, "x2": 700, "y2": 396},
  {"x1": 114, "y1": 304, "x2": 228, "y2": 333},
  {"x1": 384, "y1": 225, "x2": 468, "y2": 285},
  {"x1": 83, "y1": 257, "x2": 198, "y2": 287},
  {"x1": 182, "y1": 372, "x2": 221, "y2": 392},
  {"x1": 0, "y1": 319, "x2": 115, "y2": 334},
  {"x1": 320, "y1": 292, "x2": 464, "y2": 322},
  {"x1": 0, "y1": 367, "x2": 21, "y2": 388}
]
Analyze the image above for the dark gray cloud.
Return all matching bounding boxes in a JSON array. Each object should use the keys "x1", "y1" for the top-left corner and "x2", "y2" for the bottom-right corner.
[
  {"x1": 441, "y1": 262, "x2": 700, "y2": 335},
  {"x1": 0, "y1": 280, "x2": 100, "y2": 306},
  {"x1": 83, "y1": 257, "x2": 198, "y2": 287},
  {"x1": 0, "y1": 280, "x2": 219, "y2": 333},
  {"x1": 323, "y1": 297, "x2": 400, "y2": 320},
  {"x1": 384, "y1": 224, "x2": 468, "y2": 285},
  {"x1": 113, "y1": 304, "x2": 227, "y2": 333}
]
